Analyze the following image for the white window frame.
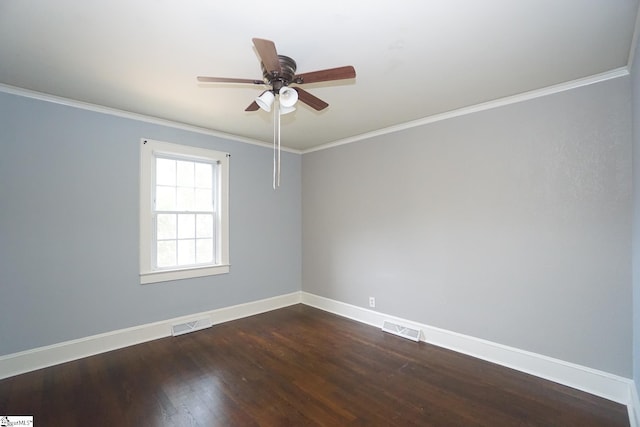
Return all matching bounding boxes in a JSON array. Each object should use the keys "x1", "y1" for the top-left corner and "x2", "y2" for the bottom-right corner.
[{"x1": 139, "y1": 138, "x2": 229, "y2": 284}]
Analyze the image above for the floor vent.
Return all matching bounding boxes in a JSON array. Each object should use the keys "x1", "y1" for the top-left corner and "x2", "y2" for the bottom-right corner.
[
  {"x1": 171, "y1": 317, "x2": 213, "y2": 336},
  {"x1": 382, "y1": 320, "x2": 421, "y2": 342}
]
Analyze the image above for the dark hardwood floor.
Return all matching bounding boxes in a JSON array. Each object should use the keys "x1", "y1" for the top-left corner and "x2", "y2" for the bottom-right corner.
[{"x1": 0, "y1": 304, "x2": 629, "y2": 426}]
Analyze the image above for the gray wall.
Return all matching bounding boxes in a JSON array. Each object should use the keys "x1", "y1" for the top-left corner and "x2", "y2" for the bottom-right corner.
[
  {"x1": 632, "y1": 36, "x2": 640, "y2": 398},
  {"x1": 1, "y1": 71, "x2": 634, "y2": 381},
  {"x1": 303, "y1": 77, "x2": 632, "y2": 376},
  {"x1": 0, "y1": 92, "x2": 301, "y2": 356}
]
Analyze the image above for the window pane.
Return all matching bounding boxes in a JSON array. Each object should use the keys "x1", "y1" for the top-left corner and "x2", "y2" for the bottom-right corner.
[
  {"x1": 196, "y1": 214, "x2": 213, "y2": 238},
  {"x1": 195, "y1": 188, "x2": 213, "y2": 211},
  {"x1": 177, "y1": 187, "x2": 195, "y2": 211},
  {"x1": 157, "y1": 214, "x2": 176, "y2": 239},
  {"x1": 156, "y1": 158, "x2": 176, "y2": 186},
  {"x1": 196, "y1": 238, "x2": 214, "y2": 263},
  {"x1": 157, "y1": 241, "x2": 176, "y2": 267},
  {"x1": 195, "y1": 163, "x2": 212, "y2": 188},
  {"x1": 178, "y1": 239, "x2": 196, "y2": 265},
  {"x1": 156, "y1": 186, "x2": 176, "y2": 210},
  {"x1": 177, "y1": 160, "x2": 194, "y2": 187},
  {"x1": 178, "y1": 214, "x2": 195, "y2": 239}
]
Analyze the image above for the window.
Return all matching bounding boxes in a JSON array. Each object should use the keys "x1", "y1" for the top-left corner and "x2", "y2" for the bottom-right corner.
[{"x1": 140, "y1": 138, "x2": 229, "y2": 284}]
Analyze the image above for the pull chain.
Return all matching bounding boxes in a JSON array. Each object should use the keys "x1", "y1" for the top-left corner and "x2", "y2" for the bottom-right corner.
[
  {"x1": 277, "y1": 102, "x2": 281, "y2": 188},
  {"x1": 272, "y1": 99, "x2": 282, "y2": 189},
  {"x1": 273, "y1": 99, "x2": 277, "y2": 189}
]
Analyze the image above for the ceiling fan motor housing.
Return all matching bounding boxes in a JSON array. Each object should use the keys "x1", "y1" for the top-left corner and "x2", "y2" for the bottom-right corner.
[{"x1": 262, "y1": 55, "x2": 297, "y2": 90}]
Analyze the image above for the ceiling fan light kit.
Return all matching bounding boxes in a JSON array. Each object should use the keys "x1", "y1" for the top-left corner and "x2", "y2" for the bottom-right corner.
[
  {"x1": 255, "y1": 87, "x2": 297, "y2": 114},
  {"x1": 197, "y1": 38, "x2": 356, "y2": 188}
]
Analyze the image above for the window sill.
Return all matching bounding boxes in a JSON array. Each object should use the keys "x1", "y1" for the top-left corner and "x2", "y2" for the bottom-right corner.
[{"x1": 140, "y1": 264, "x2": 230, "y2": 284}]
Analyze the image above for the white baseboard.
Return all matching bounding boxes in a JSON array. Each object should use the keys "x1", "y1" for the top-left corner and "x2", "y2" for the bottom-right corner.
[
  {"x1": 301, "y1": 292, "x2": 635, "y2": 407},
  {"x1": 0, "y1": 292, "x2": 302, "y2": 380},
  {"x1": 1, "y1": 289, "x2": 636, "y2": 425},
  {"x1": 630, "y1": 383, "x2": 640, "y2": 427}
]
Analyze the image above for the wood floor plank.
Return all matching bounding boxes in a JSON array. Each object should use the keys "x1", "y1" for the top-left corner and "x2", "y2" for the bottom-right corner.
[{"x1": 0, "y1": 304, "x2": 630, "y2": 426}]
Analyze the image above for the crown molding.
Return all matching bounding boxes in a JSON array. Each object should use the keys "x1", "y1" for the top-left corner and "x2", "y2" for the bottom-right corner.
[
  {"x1": 1, "y1": 65, "x2": 629, "y2": 157},
  {"x1": 302, "y1": 67, "x2": 630, "y2": 154},
  {"x1": 627, "y1": 3, "x2": 640, "y2": 71},
  {"x1": 0, "y1": 83, "x2": 302, "y2": 155}
]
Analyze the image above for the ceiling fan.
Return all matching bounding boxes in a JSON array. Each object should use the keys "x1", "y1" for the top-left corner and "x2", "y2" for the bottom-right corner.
[
  {"x1": 197, "y1": 38, "x2": 356, "y2": 189},
  {"x1": 197, "y1": 38, "x2": 356, "y2": 112}
]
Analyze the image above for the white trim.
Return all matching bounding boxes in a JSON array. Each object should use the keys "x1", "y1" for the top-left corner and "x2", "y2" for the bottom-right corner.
[
  {"x1": 0, "y1": 83, "x2": 302, "y2": 155},
  {"x1": 628, "y1": 3, "x2": 640, "y2": 72},
  {"x1": 1, "y1": 289, "x2": 635, "y2": 424},
  {"x1": 630, "y1": 384, "x2": 640, "y2": 427},
  {"x1": 1, "y1": 67, "x2": 628, "y2": 157},
  {"x1": 0, "y1": 292, "x2": 302, "y2": 380},
  {"x1": 301, "y1": 292, "x2": 634, "y2": 406},
  {"x1": 140, "y1": 264, "x2": 230, "y2": 284},
  {"x1": 302, "y1": 67, "x2": 630, "y2": 154}
]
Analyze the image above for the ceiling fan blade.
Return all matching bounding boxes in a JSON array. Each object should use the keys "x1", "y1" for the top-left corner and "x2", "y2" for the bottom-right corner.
[
  {"x1": 294, "y1": 65, "x2": 356, "y2": 84},
  {"x1": 252, "y1": 38, "x2": 281, "y2": 74},
  {"x1": 245, "y1": 101, "x2": 260, "y2": 111},
  {"x1": 197, "y1": 76, "x2": 263, "y2": 84},
  {"x1": 295, "y1": 87, "x2": 329, "y2": 111}
]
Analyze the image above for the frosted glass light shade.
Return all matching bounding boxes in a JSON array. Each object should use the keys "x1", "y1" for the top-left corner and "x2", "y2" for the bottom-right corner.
[
  {"x1": 279, "y1": 86, "x2": 298, "y2": 108},
  {"x1": 256, "y1": 91, "x2": 275, "y2": 112},
  {"x1": 279, "y1": 105, "x2": 296, "y2": 115}
]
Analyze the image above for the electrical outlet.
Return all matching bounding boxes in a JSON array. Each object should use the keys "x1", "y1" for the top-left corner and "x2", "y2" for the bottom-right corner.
[{"x1": 369, "y1": 297, "x2": 376, "y2": 308}]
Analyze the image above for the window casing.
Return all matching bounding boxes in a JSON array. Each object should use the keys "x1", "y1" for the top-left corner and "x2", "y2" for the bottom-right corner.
[{"x1": 140, "y1": 138, "x2": 229, "y2": 284}]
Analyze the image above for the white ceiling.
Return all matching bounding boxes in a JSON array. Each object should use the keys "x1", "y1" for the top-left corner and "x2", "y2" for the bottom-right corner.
[{"x1": 0, "y1": 1, "x2": 638, "y2": 152}]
